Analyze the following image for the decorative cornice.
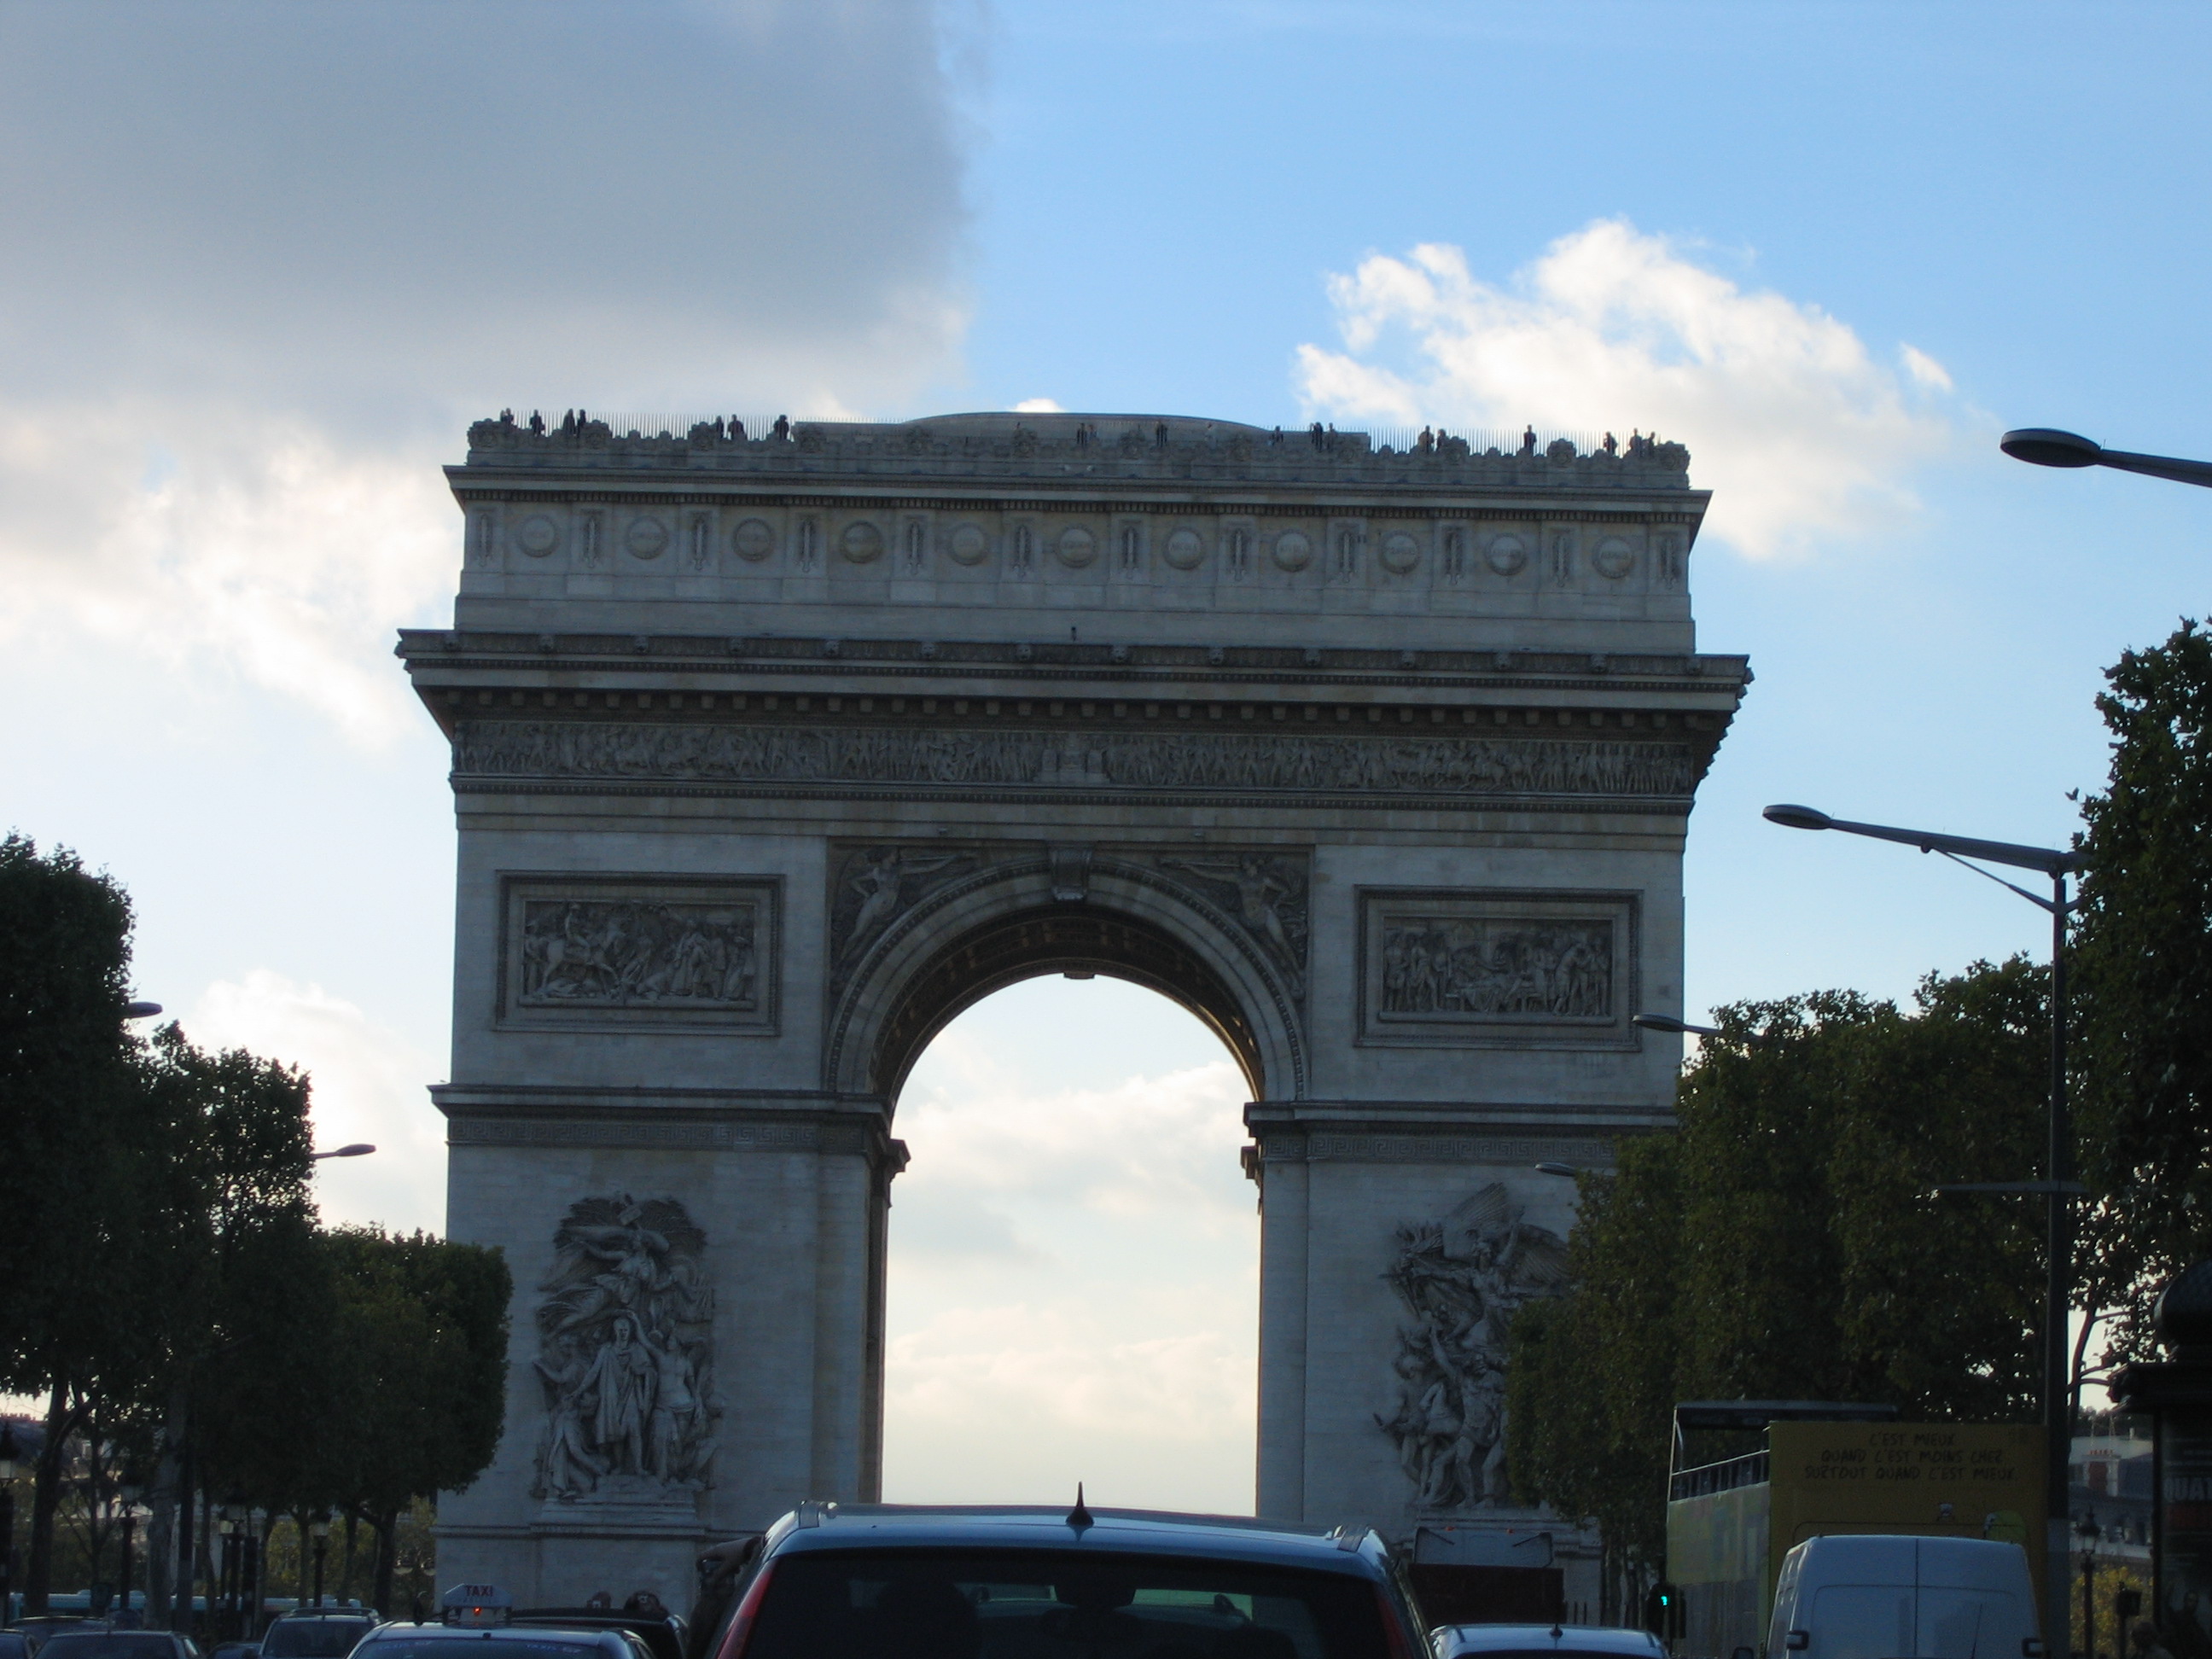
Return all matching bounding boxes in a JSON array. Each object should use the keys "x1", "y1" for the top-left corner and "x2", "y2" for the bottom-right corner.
[{"x1": 449, "y1": 719, "x2": 1706, "y2": 804}]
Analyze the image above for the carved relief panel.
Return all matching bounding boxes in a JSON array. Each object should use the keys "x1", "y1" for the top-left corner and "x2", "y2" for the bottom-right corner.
[
  {"x1": 1356, "y1": 888, "x2": 1638, "y2": 1049},
  {"x1": 1375, "y1": 1183, "x2": 1568, "y2": 1513},
  {"x1": 499, "y1": 875, "x2": 780, "y2": 1033},
  {"x1": 532, "y1": 1194, "x2": 718, "y2": 1505}
]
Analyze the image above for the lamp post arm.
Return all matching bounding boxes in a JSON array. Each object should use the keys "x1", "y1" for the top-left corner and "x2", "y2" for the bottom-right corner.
[
  {"x1": 1822, "y1": 815, "x2": 2083, "y2": 877},
  {"x1": 2094, "y1": 448, "x2": 2212, "y2": 489}
]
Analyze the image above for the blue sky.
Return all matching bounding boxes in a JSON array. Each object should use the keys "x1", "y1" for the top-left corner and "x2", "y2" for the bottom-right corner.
[{"x1": 3, "y1": 0, "x2": 2206, "y2": 1508}]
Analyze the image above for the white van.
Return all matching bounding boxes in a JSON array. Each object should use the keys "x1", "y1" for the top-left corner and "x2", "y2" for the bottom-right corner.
[{"x1": 1766, "y1": 1535, "x2": 2044, "y2": 1659}]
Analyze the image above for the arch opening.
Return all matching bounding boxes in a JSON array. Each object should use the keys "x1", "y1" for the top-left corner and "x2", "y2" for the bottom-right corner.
[
  {"x1": 871, "y1": 903, "x2": 1266, "y2": 1108},
  {"x1": 879, "y1": 974, "x2": 1260, "y2": 1512}
]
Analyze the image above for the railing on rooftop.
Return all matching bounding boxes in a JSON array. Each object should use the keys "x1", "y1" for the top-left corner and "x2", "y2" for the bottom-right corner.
[{"x1": 1668, "y1": 1449, "x2": 1771, "y2": 1503}]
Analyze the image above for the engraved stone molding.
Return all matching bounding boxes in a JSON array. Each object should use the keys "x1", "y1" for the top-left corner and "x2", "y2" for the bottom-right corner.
[
  {"x1": 1356, "y1": 888, "x2": 1639, "y2": 1051},
  {"x1": 1260, "y1": 1132, "x2": 1614, "y2": 1167},
  {"x1": 498, "y1": 875, "x2": 780, "y2": 1033},
  {"x1": 530, "y1": 1195, "x2": 717, "y2": 1510},
  {"x1": 1375, "y1": 1184, "x2": 1569, "y2": 1514},
  {"x1": 820, "y1": 844, "x2": 1309, "y2": 1101},
  {"x1": 454, "y1": 721, "x2": 1702, "y2": 805},
  {"x1": 446, "y1": 1116, "x2": 880, "y2": 1155}
]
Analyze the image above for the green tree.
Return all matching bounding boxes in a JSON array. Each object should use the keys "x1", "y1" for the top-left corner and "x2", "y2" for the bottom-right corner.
[
  {"x1": 1508, "y1": 963, "x2": 2048, "y2": 1599},
  {"x1": 2073, "y1": 620, "x2": 2212, "y2": 1359},
  {"x1": 322, "y1": 1228, "x2": 510, "y2": 1615},
  {"x1": 131, "y1": 1023, "x2": 317, "y2": 1624},
  {"x1": 1506, "y1": 1130, "x2": 1681, "y2": 1598},
  {"x1": 0, "y1": 834, "x2": 151, "y2": 1610}
]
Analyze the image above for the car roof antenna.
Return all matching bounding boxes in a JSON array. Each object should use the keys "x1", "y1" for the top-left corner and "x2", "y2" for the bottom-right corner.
[{"x1": 1068, "y1": 1483, "x2": 1093, "y2": 1530}]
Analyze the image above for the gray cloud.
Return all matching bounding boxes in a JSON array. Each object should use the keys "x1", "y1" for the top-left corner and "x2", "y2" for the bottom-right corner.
[
  {"x1": 0, "y1": 0, "x2": 972, "y2": 425},
  {"x1": 0, "y1": 0, "x2": 975, "y2": 736}
]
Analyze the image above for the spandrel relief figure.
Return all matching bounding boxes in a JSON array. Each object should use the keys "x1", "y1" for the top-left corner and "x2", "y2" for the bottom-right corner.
[
  {"x1": 1376, "y1": 1185, "x2": 1568, "y2": 1513},
  {"x1": 831, "y1": 846, "x2": 979, "y2": 974},
  {"x1": 532, "y1": 1195, "x2": 718, "y2": 1502},
  {"x1": 1157, "y1": 853, "x2": 1309, "y2": 996}
]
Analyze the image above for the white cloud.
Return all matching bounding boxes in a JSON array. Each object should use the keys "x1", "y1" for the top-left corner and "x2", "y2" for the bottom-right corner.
[
  {"x1": 0, "y1": 0, "x2": 975, "y2": 743},
  {"x1": 182, "y1": 969, "x2": 446, "y2": 1237},
  {"x1": 1901, "y1": 343, "x2": 1955, "y2": 392},
  {"x1": 1011, "y1": 398, "x2": 1066, "y2": 413},
  {"x1": 1295, "y1": 219, "x2": 1955, "y2": 558}
]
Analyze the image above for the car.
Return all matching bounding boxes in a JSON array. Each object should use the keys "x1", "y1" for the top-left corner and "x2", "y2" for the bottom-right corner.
[
  {"x1": 696, "y1": 1499, "x2": 1430, "y2": 1659},
  {"x1": 32, "y1": 1631, "x2": 201, "y2": 1659},
  {"x1": 258, "y1": 1611, "x2": 379, "y2": 1659},
  {"x1": 14, "y1": 1620, "x2": 92, "y2": 1658},
  {"x1": 509, "y1": 1611, "x2": 684, "y2": 1659},
  {"x1": 1763, "y1": 1534, "x2": 2043, "y2": 1659},
  {"x1": 1432, "y1": 1625, "x2": 1667, "y2": 1659},
  {"x1": 351, "y1": 1589, "x2": 649, "y2": 1659}
]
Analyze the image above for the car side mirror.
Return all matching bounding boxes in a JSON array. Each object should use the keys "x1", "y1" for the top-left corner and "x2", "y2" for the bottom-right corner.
[{"x1": 1786, "y1": 1634, "x2": 1809, "y2": 1651}]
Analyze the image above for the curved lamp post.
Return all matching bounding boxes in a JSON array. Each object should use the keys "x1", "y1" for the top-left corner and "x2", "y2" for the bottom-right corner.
[
  {"x1": 1765, "y1": 800, "x2": 2082, "y2": 1640},
  {"x1": 310, "y1": 1144, "x2": 375, "y2": 1161},
  {"x1": 2001, "y1": 428, "x2": 2212, "y2": 489},
  {"x1": 1632, "y1": 1011, "x2": 1726, "y2": 1041}
]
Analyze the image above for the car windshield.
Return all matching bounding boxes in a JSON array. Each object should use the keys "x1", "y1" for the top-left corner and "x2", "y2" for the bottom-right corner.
[
  {"x1": 36, "y1": 1639, "x2": 175, "y2": 1659},
  {"x1": 262, "y1": 1626, "x2": 373, "y2": 1659},
  {"x1": 362, "y1": 1644, "x2": 598, "y2": 1659},
  {"x1": 739, "y1": 1546, "x2": 1385, "y2": 1659}
]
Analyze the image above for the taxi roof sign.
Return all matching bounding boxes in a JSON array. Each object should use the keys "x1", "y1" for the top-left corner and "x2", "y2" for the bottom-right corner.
[{"x1": 441, "y1": 1585, "x2": 513, "y2": 1627}]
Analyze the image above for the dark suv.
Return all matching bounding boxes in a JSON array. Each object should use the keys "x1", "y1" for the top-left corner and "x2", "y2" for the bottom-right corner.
[
  {"x1": 699, "y1": 1501, "x2": 1428, "y2": 1659},
  {"x1": 258, "y1": 1613, "x2": 378, "y2": 1659}
]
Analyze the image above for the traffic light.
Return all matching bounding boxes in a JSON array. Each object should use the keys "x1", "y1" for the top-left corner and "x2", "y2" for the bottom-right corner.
[{"x1": 1644, "y1": 1582, "x2": 1684, "y2": 1641}]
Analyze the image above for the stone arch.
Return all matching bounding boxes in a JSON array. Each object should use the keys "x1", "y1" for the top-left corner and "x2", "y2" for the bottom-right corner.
[{"x1": 824, "y1": 853, "x2": 1307, "y2": 1106}]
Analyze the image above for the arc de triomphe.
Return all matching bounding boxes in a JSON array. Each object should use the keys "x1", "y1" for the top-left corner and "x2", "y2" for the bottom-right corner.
[{"x1": 401, "y1": 410, "x2": 1745, "y2": 1608}]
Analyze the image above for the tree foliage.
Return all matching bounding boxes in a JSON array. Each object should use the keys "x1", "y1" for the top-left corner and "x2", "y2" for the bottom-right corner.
[
  {"x1": 1508, "y1": 963, "x2": 2047, "y2": 1588},
  {"x1": 2074, "y1": 620, "x2": 2212, "y2": 1354},
  {"x1": 1, "y1": 834, "x2": 510, "y2": 1620}
]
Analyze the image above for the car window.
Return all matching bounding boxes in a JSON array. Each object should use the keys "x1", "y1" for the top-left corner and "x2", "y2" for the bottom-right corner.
[
  {"x1": 360, "y1": 1644, "x2": 600, "y2": 1659},
  {"x1": 262, "y1": 1625, "x2": 374, "y2": 1659},
  {"x1": 1807, "y1": 1586, "x2": 1912, "y2": 1659},
  {"x1": 740, "y1": 1547, "x2": 1384, "y2": 1659},
  {"x1": 37, "y1": 1639, "x2": 179, "y2": 1659}
]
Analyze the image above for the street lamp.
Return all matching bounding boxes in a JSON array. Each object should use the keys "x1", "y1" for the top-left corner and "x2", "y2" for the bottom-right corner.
[
  {"x1": 1765, "y1": 801, "x2": 2083, "y2": 1642},
  {"x1": 0, "y1": 1423, "x2": 19, "y2": 1626},
  {"x1": 1633, "y1": 1011, "x2": 1726, "y2": 1040},
  {"x1": 310, "y1": 1144, "x2": 375, "y2": 1161},
  {"x1": 1532, "y1": 1161, "x2": 1584, "y2": 1179},
  {"x1": 118, "y1": 1464, "x2": 145, "y2": 1623},
  {"x1": 2077, "y1": 1509, "x2": 2103, "y2": 1659},
  {"x1": 308, "y1": 1516, "x2": 330, "y2": 1609},
  {"x1": 2000, "y1": 428, "x2": 2212, "y2": 490},
  {"x1": 124, "y1": 1002, "x2": 163, "y2": 1020}
]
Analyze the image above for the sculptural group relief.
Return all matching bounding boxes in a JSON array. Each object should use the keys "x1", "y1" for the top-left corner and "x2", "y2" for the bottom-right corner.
[
  {"x1": 532, "y1": 1195, "x2": 718, "y2": 1506},
  {"x1": 1376, "y1": 1184, "x2": 1569, "y2": 1513},
  {"x1": 501, "y1": 877, "x2": 778, "y2": 1030},
  {"x1": 458, "y1": 722, "x2": 1700, "y2": 803},
  {"x1": 1359, "y1": 889, "x2": 1635, "y2": 1046}
]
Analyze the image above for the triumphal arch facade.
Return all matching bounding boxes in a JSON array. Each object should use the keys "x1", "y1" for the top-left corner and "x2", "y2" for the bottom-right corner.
[{"x1": 401, "y1": 410, "x2": 1746, "y2": 1607}]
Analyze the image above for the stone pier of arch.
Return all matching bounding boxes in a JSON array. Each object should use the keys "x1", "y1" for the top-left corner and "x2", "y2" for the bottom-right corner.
[{"x1": 402, "y1": 410, "x2": 1748, "y2": 1611}]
